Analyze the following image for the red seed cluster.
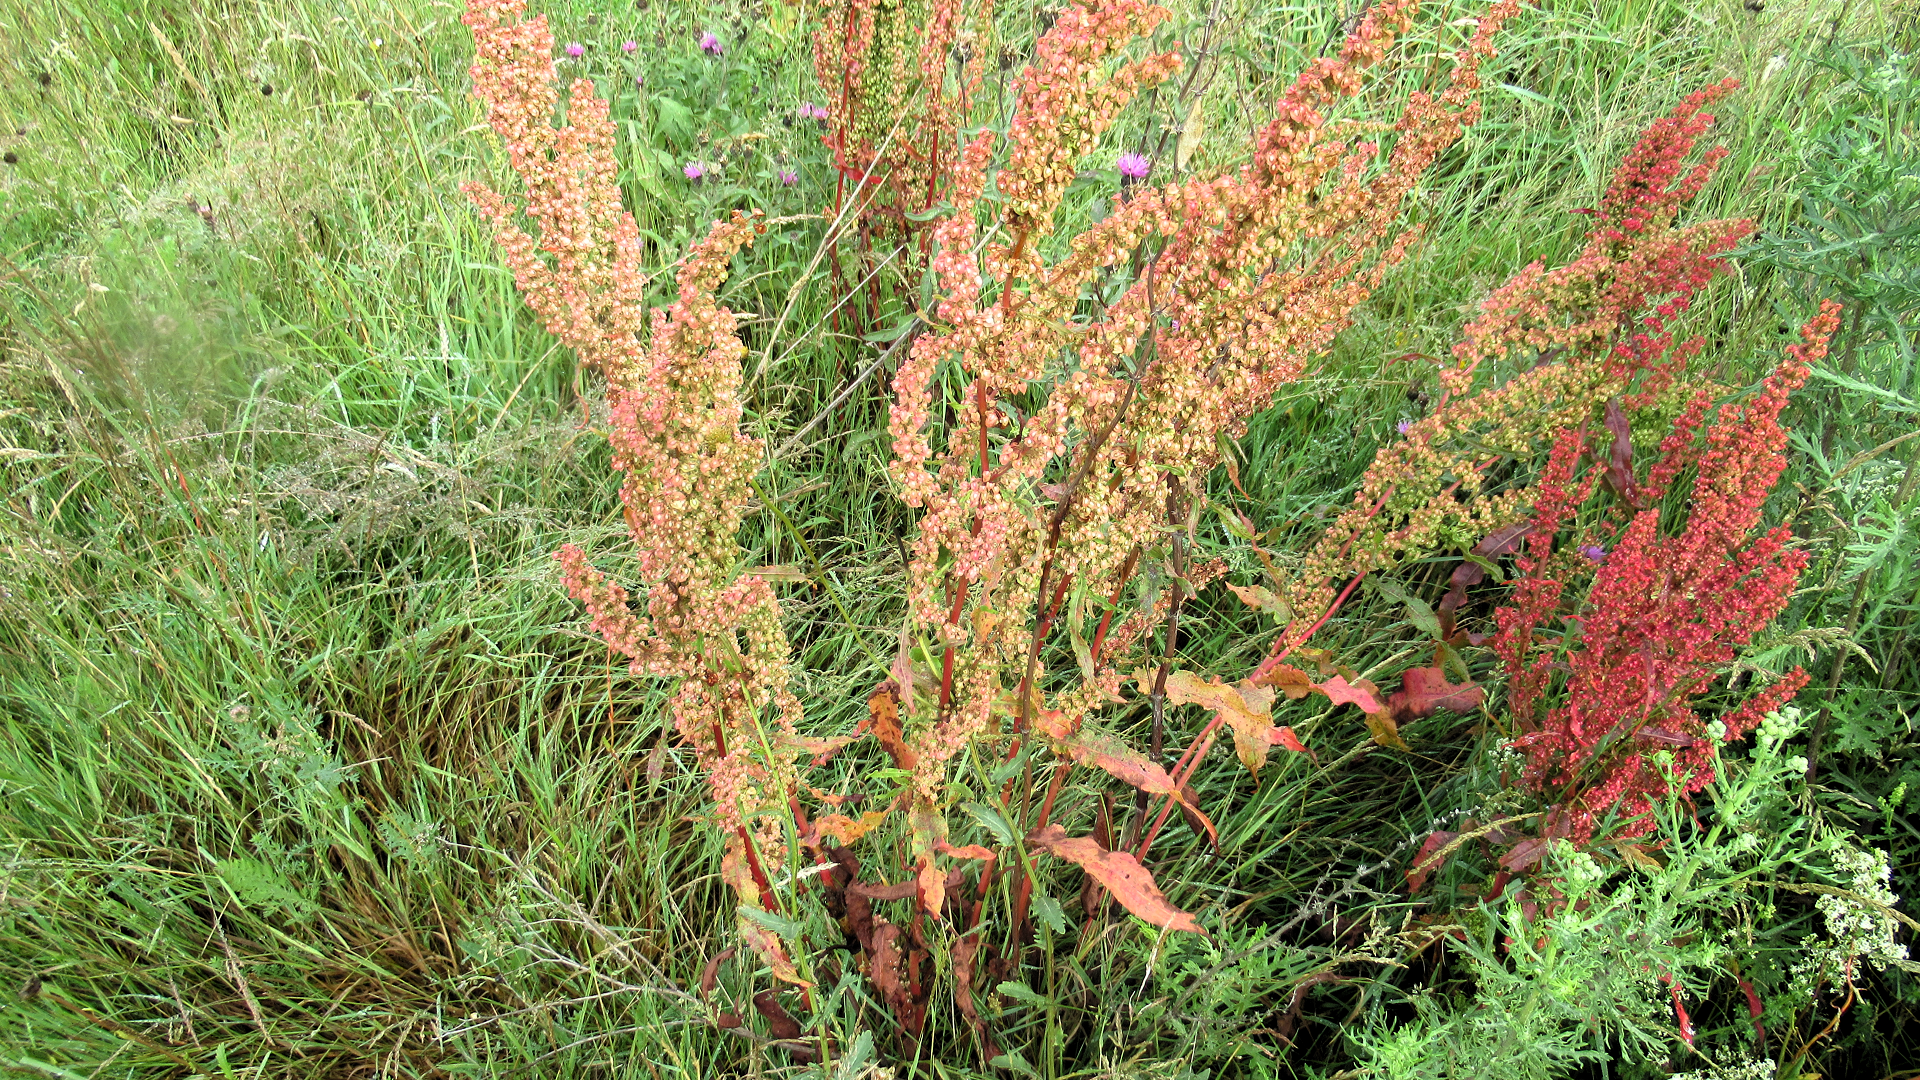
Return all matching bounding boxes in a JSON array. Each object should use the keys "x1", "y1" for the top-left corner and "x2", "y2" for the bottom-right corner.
[
  {"x1": 1282, "y1": 82, "x2": 1753, "y2": 650},
  {"x1": 464, "y1": 0, "x2": 809, "y2": 971},
  {"x1": 888, "y1": 0, "x2": 1516, "y2": 802},
  {"x1": 1495, "y1": 303, "x2": 1839, "y2": 840}
]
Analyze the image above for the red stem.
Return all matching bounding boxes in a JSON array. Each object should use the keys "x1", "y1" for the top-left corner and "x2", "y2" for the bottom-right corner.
[
  {"x1": 737, "y1": 825, "x2": 781, "y2": 914},
  {"x1": 1135, "y1": 572, "x2": 1370, "y2": 862}
]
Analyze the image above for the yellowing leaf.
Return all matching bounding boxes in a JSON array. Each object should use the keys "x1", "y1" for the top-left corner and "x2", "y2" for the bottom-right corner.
[
  {"x1": 916, "y1": 855, "x2": 946, "y2": 920},
  {"x1": 816, "y1": 810, "x2": 889, "y2": 845},
  {"x1": 737, "y1": 912, "x2": 810, "y2": 987},
  {"x1": 1226, "y1": 582, "x2": 1292, "y2": 623},
  {"x1": 1158, "y1": 669, "x2": 1281, "y2": 777},
  {"x1": 1053, "y1": 725, "x2": 1217, "y2": 844},
  {"x1": 1027, "y1": 824, "x2": 1204, "y2": 934},
  {"x1": 1364, "y1": 709, "x2": 1409, "y2": 752},
  {"x1": 868, "y1": 681, "x2": 917, "y2": 770},
  {"x1": 1175, "y1": 96, "x2": 1207, "y2": 172}
]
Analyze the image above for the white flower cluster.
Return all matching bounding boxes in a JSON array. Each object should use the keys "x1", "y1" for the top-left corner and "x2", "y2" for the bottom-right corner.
[
  {"x1": 1668, "y1": 1056, "x2": 1776, "y2": 1080},
  {"x1": 1790, "y1": 834, "x2": 1910, "y2": 999},
  {"x1": 1819, "y1": 839, "x2": 1909, "y2": 973}
]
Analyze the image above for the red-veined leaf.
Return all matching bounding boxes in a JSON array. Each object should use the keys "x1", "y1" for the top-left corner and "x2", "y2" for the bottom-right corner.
[
  {"x1": 1405, "y1": 830, "x2": 1458, "y2": 893},
  {"x1": 1026, "y1": 824, "x2": 1204, "y2": 935},
  {"x1": 1387, "y1": 666, "x2": 1485, "y2": 723}
]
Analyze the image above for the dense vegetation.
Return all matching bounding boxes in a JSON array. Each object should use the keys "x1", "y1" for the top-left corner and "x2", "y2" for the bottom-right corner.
[{"x1": 0, "y1": 0, "x2": 1914, "y2": 1077}]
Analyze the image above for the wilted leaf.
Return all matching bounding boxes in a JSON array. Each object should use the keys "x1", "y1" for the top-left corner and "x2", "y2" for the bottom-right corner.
[
  {"x1": 1053, "y1": 726, "x2": 1218, "y2": 844},
  {"x1": 953, "y1": 934, "x2": 992, "y2": 1049},
  {"x1": 1387, "y1": 666, "x2": 1485, "y2": 723},
  {"x1": 699, "y1": 948, "x2": 735, "y2": 997},
  {"x1": 1500, "y1": 837, "x2": 1549, "y2": 873},
  {"x1": 1026, "y1": 824, "x2": 1204, "y2": 934},
  {"x1": 869, "y1": 681, "x2": 917, "y2": 770},
  {"x1": 1637, "y1": 727, "x2": 1697, "y2": 747},
  {"x1": 1227, "y1": 582, "x2": 1292, "y2": 622},
  {"x1": 847, "y1": 879, "x2": 918, "y2": 901},
  {"x1": 737, "y1": 912, "x2": 810, "y2": 987},
  {"x1": 890, "y1": 624, "x2": 918, "y2": 703},
  {"x1": 1158, "y1": 669, "x2": 1282, "y2": 777},
  {"x1": 779, "y1": 730, "x2": 858, "y2": 765},
  {"x1": 1601, "y1": 397, "x2": 1637, "y2": 508},
  {"x1": 1363, "y1": 710, "x2": 1409, "y2": 752},
  {"x1": 750, "y1": 564, "x2": 810, "y2": 584},
  {"x1": 646, "y1": 730, "x2": 668, "y2": 789},
  {"x1": 1252, "y1": 661, "x2": 1318, "y2": 700},
  {"x1": 753, "y1": 989, "x2": 804, "y2": 1040},
  {"x1": 868, "y1": 921, "x2": 925, "y2": 1038},
  {"x1": 1619, "y1": 843, "x2": 1664, "y2": 873},
  {"x1": 816, "y1": 810, "x2": 889, "y2": 845},
  {"x1": 916, "y1": 855, "x2": 946, "y2": 919}
]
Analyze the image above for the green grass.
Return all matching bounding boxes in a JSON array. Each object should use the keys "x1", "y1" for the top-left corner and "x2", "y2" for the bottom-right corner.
[{"x1": 1, "y1": 0, "x2": 1915, "y2": 1076}]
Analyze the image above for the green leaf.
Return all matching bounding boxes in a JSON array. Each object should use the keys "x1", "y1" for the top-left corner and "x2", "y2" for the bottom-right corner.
[
  {"x1": 996, "y1": 981, "x2": 1049, "y2": 1007},
  {"x1": 1403, "y1": 592, "x2": 1440, "y2": 639},
  {"x1": 990, "y1": 1050, "x2": 1040, "y2": 1077},
  {"x1": 834, "y1": 1031, "x2": 875, "y2": 1080},
  {"x1": 963, "y1": 801, "x2": 1016, "y2": 847},
  {"x1": 1807, "y1": 365, "x2": 1920, "y2": 413},
  {"x1": 862, "y1": 318, "x2": 918, "y2": 343},
  {"x1": 652, "y1": 96, "x2": 693, "y2": 144},
  {"x1": 216, "y1": 858, "x2": 315, "y2": 923},
  {"x1": 738, "y1": 904, "x2": 805, "y2": 941},
  {"x1": 1032, "y1": 891, "x2": 1068, "y2": 936},
  {"x1": 903, "y1": 201, "x2": 954, "y2": 222}
]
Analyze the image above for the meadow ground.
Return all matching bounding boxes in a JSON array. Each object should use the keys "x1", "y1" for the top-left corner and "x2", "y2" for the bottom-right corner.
[{"x1": 0, "y1": 0, "x2": 1915, "y2": 1076}]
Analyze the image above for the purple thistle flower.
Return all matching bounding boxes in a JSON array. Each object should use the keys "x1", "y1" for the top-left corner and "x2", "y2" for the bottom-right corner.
[
  {"x1": 622, "y1": 40, "x2": 638, "y2": 54},
  {"x1": 1116, "y1": 151, "x2": 1151, "y2": 180},
  {"x1": 778, "y1": 168, "x2": 798, "y2": 186},
  {"x1": 683, "y1": 161, "x2": 706, "y2": 181},
  {"x1": 565, "y1": 41, "x2": 584, "y2": 58},
  {"x1": 809, "y1": 103, "x2": 829, "y2": 122},
  {"x1": 1580, "y1": 544, "x2": 1608, "y2": 563},
  {"x1": 700, "y1": 32, "x2": 723, "y2": 55},
  {"x1": 1397, "y1": 419, "x2": 1413, "y2": 435}
]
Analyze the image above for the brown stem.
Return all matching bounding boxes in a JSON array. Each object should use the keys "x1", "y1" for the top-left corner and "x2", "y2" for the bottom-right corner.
[{"x1": 1002, "y1": 229, "x2": 1030, "y2": 316}]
